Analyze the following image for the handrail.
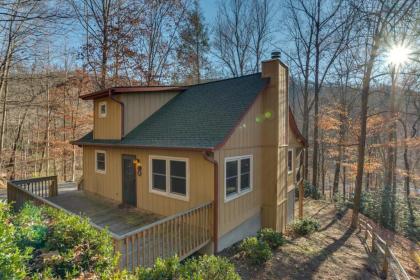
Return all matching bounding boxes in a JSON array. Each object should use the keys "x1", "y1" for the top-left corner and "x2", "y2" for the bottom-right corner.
[
  {"x1": 115, "y1": 201, "x2": 213, "y2": 269},
  {"x1": 7, "y1": 180, "x2": 121, "y2": 239},
  {"x1": 358, "y1": 217, "x2": 410, "y2": 280},
  {"x1": 117, "y1": 201, "x2": 213, "y2": 239},
  {"x1": 11, "y1": 175, "x2": 57, "y2": 184},
  {"x1": 8, "y1": 179, "x2": 213, "y2": 270},
  {"x1": 10, "y1": 176, "x2": 58, "y2": 198}
]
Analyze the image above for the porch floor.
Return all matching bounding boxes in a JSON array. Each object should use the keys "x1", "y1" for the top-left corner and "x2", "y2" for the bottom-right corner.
[{"x1": 47, "y1": 188, "x2": 162, "y2": 236}]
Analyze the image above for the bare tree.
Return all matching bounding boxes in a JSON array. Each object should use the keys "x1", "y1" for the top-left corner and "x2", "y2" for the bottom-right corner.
[
  {"x1": 351, "y1": 0, "x2": 417, "y2": 228},
  {"x1": 213, "y1": 0, "x2": 274, "y2": 76}
]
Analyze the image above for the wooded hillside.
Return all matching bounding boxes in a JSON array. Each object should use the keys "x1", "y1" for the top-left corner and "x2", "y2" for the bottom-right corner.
[{"x1": 0, "y1": 0, "x2": 418, "y2": 238}]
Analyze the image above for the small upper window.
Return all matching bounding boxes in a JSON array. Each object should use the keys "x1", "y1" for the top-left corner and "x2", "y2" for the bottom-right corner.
[
  {"x1": 98, "y1": 101, "x2": 107, "y2": 118},
  {"x1": 287, "y1": 149, "x2": 293, "y2": 174},
  {"x1": 95, "y1": 150, "x2": 106, "y2": 173},
  {"x1": 225, "y1": 155, "x2": 252, "y2": 201}
]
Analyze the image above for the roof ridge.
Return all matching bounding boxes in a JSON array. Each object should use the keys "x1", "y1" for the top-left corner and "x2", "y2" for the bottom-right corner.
[{"x1": 187, "y1": 72, "x2": 263, "y2": 88}]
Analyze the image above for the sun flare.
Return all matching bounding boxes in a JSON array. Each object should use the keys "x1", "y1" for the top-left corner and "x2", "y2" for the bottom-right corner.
[{"x1": 386, "y1": 44, "x2": 411, "y2": 66}]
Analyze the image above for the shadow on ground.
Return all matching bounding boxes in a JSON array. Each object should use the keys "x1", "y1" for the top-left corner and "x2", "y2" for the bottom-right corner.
[{"x1": 221, "y1": 199, "x2": 380, "y2": 280}]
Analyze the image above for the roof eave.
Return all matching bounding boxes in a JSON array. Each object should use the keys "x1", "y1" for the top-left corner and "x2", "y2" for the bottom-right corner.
[
  {"x1": 80, "y1": 86, "x2": 186, "y2": 100},
  {"x1": 71, "y1": 140, "x2": 215, "y2": 151}
]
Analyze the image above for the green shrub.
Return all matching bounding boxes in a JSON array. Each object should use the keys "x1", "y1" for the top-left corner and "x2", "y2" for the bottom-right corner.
[
  {"x1": 137, "y1": 256, "x2": 181, "y2": 280},
  {"x1": 13, "y1": 203, "x2": 48, "y2": 251},
  {"x1": 136, "y1": 255, "x2": 240, "y2": 280},
  {"x1": 41, "y1": 206, "x2": 117, "y2": 278},
  {"x1": 291, "y1": 217, "x2": 320, "y2": 236},
  {"x1": 180, "y1": 255, "x2": 240, "y2": 280},
  {"x1": 0, "y1": 202, "x2": 118, "y2": 279},
  {"x1": 0, "y1": 202, "x2": 31, "y2": 280},
  {"x1": 257, "y1": 228, "x2": 285, "y2": 249},
  {"x1": 303, "y1": 181, "x2": 321, "y2": 200},
  {"x1": 240, "y1": 237, "x2": 272, "y2": 265}
]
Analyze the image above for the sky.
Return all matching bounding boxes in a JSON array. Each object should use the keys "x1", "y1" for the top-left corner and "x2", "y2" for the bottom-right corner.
[
  {"x1": 200, "y1": 0, "x2": 219, "y2": 23},
  {"x1": 50, "y1": 0, "x2": 289, "y2": 71}
]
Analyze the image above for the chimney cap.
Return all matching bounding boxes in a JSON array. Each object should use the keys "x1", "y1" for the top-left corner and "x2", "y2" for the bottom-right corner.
[{"x1": 271, "y1": 51, "x2": 281, "y2": 59}]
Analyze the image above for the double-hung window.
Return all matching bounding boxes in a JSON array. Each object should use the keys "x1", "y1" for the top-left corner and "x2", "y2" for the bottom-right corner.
[
  {"x1": 296, "y1": 149, "x2": 303, "y2": 182},
  {"x1": 95, "y1": 150, "x2": 106, "y2": 174},
  {"x1": 98, "y1": 101, "x2": 107, "y2": 118},
  {"x1": 150, "y1": 156, "x2": 188, "y2": 200},
  {"x1": 225, "y1": 155, "x2": 252, "y2": 201},
  {"x1": 287, "y1": 149, "x2": 293, "y2": 174}
]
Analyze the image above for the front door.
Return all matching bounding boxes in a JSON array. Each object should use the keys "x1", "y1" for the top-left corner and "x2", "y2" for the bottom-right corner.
[{"x1": 122, "y1": 155, "x2": 137, "y2": 207}]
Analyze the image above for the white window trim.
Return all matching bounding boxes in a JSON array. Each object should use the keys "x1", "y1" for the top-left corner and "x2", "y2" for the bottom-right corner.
[
  {"x1": 288, "y1": 148, "x2": 293, "y2": 174},
  {"x1": 224, "y1": 154, "x2": 253, "y2": 203},
  {"x1": 148, "y1": 155, "x2": 189, "y2": 201},
  {"x1": 98, "y1": 101, "x2": 107, "y2": 118},
  {"x1": 95, "y1": 150, "x2": 106, "y2": 174}
]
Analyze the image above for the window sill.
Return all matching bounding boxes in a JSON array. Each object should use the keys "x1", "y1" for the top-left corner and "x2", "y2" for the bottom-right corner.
[
  {"x1": 149, "y1": 188, "x2": 189, "y2": 202},
  {"x1": 95, "y1": 169, "x2": 106, "y2": 174},
  {"x1": 224, "y1": 188, "x2": 252, "y2": 203}
]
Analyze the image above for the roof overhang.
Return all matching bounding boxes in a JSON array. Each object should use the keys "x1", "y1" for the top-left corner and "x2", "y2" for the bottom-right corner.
[
  {"x1": 80, "y1": 86, "x2": 186, "y2": 100},
  {"x1": 71, "y1": 139, "x2": 214, "y2": 151},
  {"x1": 289, "y1": 108, "x2": 307, "y2": 147}
]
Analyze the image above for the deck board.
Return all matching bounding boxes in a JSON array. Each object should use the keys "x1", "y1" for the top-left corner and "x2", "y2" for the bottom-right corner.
[{"x1": 47, "y1": 190, "x2": 162, "y2": 236}]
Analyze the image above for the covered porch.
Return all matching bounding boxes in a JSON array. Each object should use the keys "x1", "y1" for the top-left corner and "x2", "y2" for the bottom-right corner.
[{"x1": 7, "y1": 176, "x2": 213, "y2": 270}]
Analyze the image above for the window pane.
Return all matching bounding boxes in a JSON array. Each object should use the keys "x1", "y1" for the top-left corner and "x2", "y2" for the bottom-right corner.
[
  {"x1": 97, "y1": 152, "x2": 105, "y2": 162},
  {"x1": 152, "y1": 174, "x2": 166, "y2": 191},
  {"x1": 152, "y1": 159, "x2": 166, "y2": 174},
  {"x1": 241, "y1": 158, "x2": 250, "y2": 174},
  {"x1": 100, "y1": 105, "x2": 106, "y2": 114},
  {"x1": 170, "y1": 177, "x2": 186, "y2": 195},
  {"x1": 226, "y1": 177, "x2": 238, "y2": 196},
  {"x1": 226, "y1": 161, "x2": 238, "y2": 178},
  {"x1": 170, "y1": 160, "x2": 186, "y2": 178},
  {"x1": 288, "y1": 150, "x2": 292, "y2": 172},
  {"x1": 240, "y1": 174, "x2": 250, "y2": 191},
  {"x1": 96, "y1": 153, "x2": 105, "y2": 171}
]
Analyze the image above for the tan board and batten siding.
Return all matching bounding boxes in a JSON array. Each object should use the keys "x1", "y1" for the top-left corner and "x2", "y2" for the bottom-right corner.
[
  {"x1": 288, "y1": 130, "x2": 303, "y2": 190},
  {"x1": 84, "y1": 59, "x2": 304, "y2": 249},
  {"x1": 216, "y1": 59, "x2": 290, "y2": 238},
  {"x1": 83, "y1": 147, "x2": 213, "y2": 216},
  {"x1": 93, "y1": 97, "x2": 122, "y2": 140},
  {"x1": 120, "y1": 92, "x2": 178, "y2": 136}
]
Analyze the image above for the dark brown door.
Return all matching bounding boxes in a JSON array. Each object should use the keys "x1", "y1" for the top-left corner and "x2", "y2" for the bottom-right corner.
[{"x1": 122, "y1": 155, "x2": 137, "y2": 207}]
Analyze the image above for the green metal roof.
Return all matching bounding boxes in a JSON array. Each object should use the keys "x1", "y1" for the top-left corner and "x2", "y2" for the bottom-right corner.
[{"x1": 74, "y1": 73, "x2": 269, "y2": 149}]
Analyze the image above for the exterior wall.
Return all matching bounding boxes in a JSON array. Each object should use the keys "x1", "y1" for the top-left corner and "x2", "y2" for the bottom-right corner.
[
  {"x1": 93, "y1": 97, "x2": 122, "y2": 140},
  {"x1": 215, "y1": 59, "x2": 291, "y2": 249},
  {"x1": 83, "y1": 146, "x2": 214, "y2": 216},
  {"x1": 287, "y1": 129, "x2": 304, "y2": 190},
  {"x1": 214, "y1": 94, "x2": 264, "y2": 240},
  {"x1": 120, "y1": 92, "x2": 179, "y2": 136}
]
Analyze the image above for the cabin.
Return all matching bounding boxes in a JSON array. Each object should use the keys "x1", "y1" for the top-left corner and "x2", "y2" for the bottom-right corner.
[{"x1": 7, "y1": 54, "x2": 306, "y2": 269}]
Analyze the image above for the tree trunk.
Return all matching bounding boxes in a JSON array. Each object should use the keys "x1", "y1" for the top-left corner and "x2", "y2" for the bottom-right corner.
[
  {"x1": 343, "y1": 166, "x2": 346, "y2": 200},
  {"x1": 321, "y1": 140, "x2": 325, "y2": 195},
  {"x1": 311, "y1": 0, "x2": 321, "y2": 189},
  {"x1": 351, "y1": 33, "x2": 381, "y2": 228}
]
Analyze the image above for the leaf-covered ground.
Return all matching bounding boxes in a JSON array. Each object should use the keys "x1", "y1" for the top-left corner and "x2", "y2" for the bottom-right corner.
[{"x1": 221, "y1": 200, "x2": 393, "y2": 279}]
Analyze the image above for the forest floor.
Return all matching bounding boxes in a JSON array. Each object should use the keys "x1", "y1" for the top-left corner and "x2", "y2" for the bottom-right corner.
[{"x1": 222, "y1": 199, "x2": 395, "y2": 280}]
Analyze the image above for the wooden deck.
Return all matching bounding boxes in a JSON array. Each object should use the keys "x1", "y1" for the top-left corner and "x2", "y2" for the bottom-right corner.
[
  {"x1": 7, "y1": 176, "x2": 213, "y2": 270},
  {"x1": 47, "y1": 190, "x2": 162, "y2": 236}
]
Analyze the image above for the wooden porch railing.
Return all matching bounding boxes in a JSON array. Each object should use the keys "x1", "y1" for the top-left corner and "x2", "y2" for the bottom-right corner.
[
  {"x1": 7, "y1": 177, "x2": 213, "y2": 271},
  {"x1": 114, "y1": 202, "x2": 213, "y2": 270},
  {"x1": 358, "y1": 218, "x2": 410, "y2": 280},
  {"x1": 7, "y1": 176, "x2": 58, "y2": 211}
]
